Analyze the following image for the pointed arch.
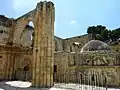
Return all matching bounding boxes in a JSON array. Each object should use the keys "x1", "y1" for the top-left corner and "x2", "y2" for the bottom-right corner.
[
  {"x1": 13, "y1": 9, "x2": 36, "y2": 45},
  {"x1": 20, "y1": 21, "x2": 34, "y2": 47}
]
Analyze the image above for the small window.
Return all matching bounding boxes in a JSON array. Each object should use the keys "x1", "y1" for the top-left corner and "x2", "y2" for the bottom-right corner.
[
  {"x1": 104, "y1": 77, "x2": 107, "y2": 83},
  {"x1": 24, "y1": 66, "x2": 29, "y2": 71},
  {"x1": 70, "y1": 46, "x2": 72, "y2": 52},
  {"x1": 92, "y1": 75, "x2": 95, "y2": 81},
  {"x1": 92, "y1": 61, "x2": 94, "y2": 65},
  {"x1": 0, "y1": 30, "x2": 3, "y2": 34},
  {"x1": 87, "y1": 60, "x2": 89, "y2": 63},
  {"x1": 80, "y1": 74, "x2": 82, "y2": 79},
  {"x1": 0, "y1": 56, "x2": 2, "y2": 58},
  {"x1": 54, "y1": 65, "x2": 57, "y2": 72},
  {"x1": 116, "y1": 49, "x2": 119, "y2": 52}
]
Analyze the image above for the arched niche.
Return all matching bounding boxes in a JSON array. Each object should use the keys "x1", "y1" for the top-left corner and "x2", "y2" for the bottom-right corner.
[
  {"x1": 20, "y1": 21, "x2": 35, "y2": 47},
  {"x1": 15, "y1": 56, "x2": 32, "y2": 81}
]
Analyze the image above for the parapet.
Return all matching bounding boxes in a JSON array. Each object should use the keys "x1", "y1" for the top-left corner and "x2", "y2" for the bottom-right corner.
[
  {"x1": 80, "y1": 50, "x2": 117, "y2": 54},
  {"x1": 36, "y1": 1, "x2": 54, "y2": 10}
]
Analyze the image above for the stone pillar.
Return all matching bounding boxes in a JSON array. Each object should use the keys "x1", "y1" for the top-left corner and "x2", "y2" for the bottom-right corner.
[
  {"x1": 32, "y1": 1, "x2": 55, "y2": 87},
  {"x1": 7, "y1": 19, "x2": 15, "y2": 45},
  {"x1": 4, "y1": 46, "x2": 15, "y2": 80}
]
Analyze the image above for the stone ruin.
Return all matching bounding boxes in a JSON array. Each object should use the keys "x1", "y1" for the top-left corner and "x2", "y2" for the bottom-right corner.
[{"x1": 0, "y1": 1, "x2": 120, "y2": 88}]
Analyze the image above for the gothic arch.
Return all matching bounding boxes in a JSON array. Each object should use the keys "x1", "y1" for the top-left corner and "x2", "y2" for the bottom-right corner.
[
  {"x1": 13, "y1": 9, "x2": 36, "y2": 45},
  {"x1": 13, "y1": 1, "x2": 55, "y2": 47},
  {"x1": 20, "y1": 21, "x2": 34, "y2": 47}
]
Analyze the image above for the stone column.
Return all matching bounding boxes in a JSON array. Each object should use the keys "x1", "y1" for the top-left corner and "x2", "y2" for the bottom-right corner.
[{"x1": 32, "y1": 1, "x2": 55, "y2": 87}]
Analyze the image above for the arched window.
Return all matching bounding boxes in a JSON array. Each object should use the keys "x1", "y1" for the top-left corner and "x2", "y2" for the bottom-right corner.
[
  {"x1": 20, "y1": 21, "x2": 34, "y2": 47},
  {"x1": 70, "y1": 46, "x2": 72, "y2": 52},
  {"x1": 27, "y1": 21, "x2": 34, "y2": 41},
  {"x1": 54, "y1": 65, "x2": 57, "y2": 72},
  {"x1": 92, "y1": 75, "x2": 95, "y2": 81}
]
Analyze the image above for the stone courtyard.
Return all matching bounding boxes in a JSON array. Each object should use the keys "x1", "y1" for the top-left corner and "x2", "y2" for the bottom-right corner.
[
  {"x1": 0, "y1": 81, "x2": 49, "y2": 90},
  {"x1": 0, "y1": 81, "x2": 120, "y2": 90}
]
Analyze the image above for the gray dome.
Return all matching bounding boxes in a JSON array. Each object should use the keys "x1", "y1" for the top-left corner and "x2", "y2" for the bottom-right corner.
[{"x1": 80, "y1": 40, "x2": 112, "y2": 53}]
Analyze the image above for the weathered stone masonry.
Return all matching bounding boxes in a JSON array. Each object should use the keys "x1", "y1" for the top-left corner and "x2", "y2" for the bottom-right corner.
[
  {"x1": 0, "y1": 1, "x2": 120, "y2": 88},
  {"x1": 0, "y1": 1, "x2": 55, "y2": 87}
]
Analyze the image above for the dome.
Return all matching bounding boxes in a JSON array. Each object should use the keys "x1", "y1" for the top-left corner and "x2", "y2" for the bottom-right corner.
[{"x1": 80, "y1": 40, "x2": 112, "y2": 53}]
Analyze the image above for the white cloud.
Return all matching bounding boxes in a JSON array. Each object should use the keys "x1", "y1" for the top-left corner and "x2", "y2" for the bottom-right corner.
[{"x1": 69, "y1": 20, "x2": 77, "y2": 25}]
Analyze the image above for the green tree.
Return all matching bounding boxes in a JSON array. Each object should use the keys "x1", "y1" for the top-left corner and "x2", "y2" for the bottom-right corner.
[
  {"x1": 87, "y1": 25, "x2": 120, "y2": 42},
  {"x1": 87, "y1": 26, "x2": 96, "y2": 34},
  {"x1": 96, "y1": 25, "x2": 106, "y2": 34},
  {"x1": 87, "y1": 25, "x2": 107, "y2": 41},
  {"x1": 100, "y1": 29, "x2": 109, "y2": 41},
  {"x1": 110, "y1": 29, "x2": 120, "y2": 41}
]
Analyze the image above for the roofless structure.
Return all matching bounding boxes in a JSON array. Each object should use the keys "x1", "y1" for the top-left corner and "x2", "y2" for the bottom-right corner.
[{"x1": 0, "y1": 1, "x2": 120, "y2": 89}]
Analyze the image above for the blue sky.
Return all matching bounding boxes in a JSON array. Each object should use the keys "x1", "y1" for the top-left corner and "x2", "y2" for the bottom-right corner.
[{"x1": 0, "y1": 0, "x2": 120, "y2": 38}]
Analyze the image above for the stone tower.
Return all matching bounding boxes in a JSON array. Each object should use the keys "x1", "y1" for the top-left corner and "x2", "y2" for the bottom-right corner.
[{"x1": 32, "y1": 1, "x2": 55, "y2": 87}]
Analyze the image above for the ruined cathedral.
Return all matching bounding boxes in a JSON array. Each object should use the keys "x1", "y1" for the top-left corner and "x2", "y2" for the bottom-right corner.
[{"x1": 0, "y1": 1, "x2": 120, "y2": 88}]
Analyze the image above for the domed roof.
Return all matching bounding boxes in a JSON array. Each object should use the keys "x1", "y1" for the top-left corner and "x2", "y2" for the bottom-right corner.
[{"x1": 80, "y1": 40, "x2": 112, "y2": 53}]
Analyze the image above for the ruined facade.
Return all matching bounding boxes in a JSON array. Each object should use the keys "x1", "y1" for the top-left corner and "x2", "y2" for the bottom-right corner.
[
  {"x1": 0, "y1": 1, "x2": 120, "y2": 88},
  {"x1": 0, "y1": 1, "x2": 55, "y2": 87}
]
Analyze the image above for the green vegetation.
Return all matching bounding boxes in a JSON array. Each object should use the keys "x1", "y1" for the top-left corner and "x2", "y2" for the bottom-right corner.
[
  {"x1": 87, "y1": 25, "x2": 120, "y2": 42},
  {"x1": 111, "y1": 44, "x2": 120, "y2": 52}
]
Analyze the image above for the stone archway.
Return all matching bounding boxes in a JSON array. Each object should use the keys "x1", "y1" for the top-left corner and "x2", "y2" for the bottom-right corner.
[
  {"x1": 12, "y1": 1, "x2": 55, "y2": 87},
  {"x1": 14, "y1": 56, "x2": 32, "y2": 81}
]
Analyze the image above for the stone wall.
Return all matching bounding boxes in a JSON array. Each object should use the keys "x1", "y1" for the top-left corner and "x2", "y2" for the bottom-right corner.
[
  {"x1": 78, "y1": 51, "x2": 118, "y2": 66},
  {"x1": 0, "y1": 46, "x2": 7, "y2": 80},
  {"x1": 0, "y1": 1, "x2": 55, "y2": 87},
  {"x1": 0, "y1": 15, "x2": 12, "y2": 27},
  {"x1": 68, "y1": 66, "x2": 119, "y2": 87},
  {"x1": 111, "y1": 44, "x2": 120, "y2": 52},
  {"x1": 0, "y1": 26, "x2": 10, "y2": 44},
  {"x1": 0, "y1": 15, "x2": 34, "y2": 81},
  {"x1": 0, "y1": 15, "x2": 13, "y2": 44},
  {"x1": 54, "y1": 52, "x2": 69, "y2": 82},
  {"x1": 0, "y1": 45, "x2": 32, "y2": 81},
  {"x1": 54, "y1": 36, "x2": 63, "y2": 52},
  {"x1": 14, "y1": 51, "x2": 32, "y2": 81},
  {"x1": 63, "y1": 34, "x2": 89, "y2": 52},
  {"x1": 54, "y1": 51, "x2": 120, "y2": 87},
  {"x1": 0, "y1": 15, "x2": 35, "y2": 47}
]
